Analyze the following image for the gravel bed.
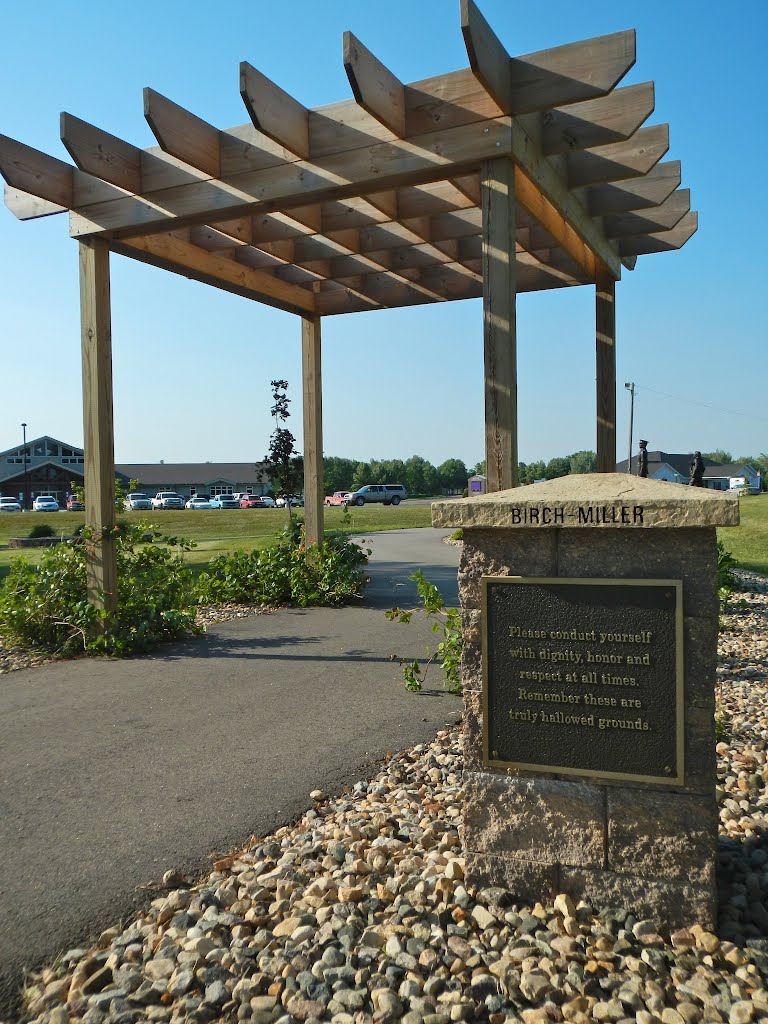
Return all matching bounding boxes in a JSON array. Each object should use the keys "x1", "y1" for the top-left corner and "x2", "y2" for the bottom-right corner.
[{"x1": 15, "y1": 577, "x2": 768, "y2": 1024}]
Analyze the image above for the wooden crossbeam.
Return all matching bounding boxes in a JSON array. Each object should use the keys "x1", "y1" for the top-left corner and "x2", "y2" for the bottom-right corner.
[
  {"x1": 0, "y1": 135, "x2": 127, "y2": 216},
  {"x1": 61, "y1": 113, "x2": 142, "y2": 193},
  {"x1": 587, "y1": 160, "x2": 681, "y2": 215},
  {"x1": 344, "y1": 32, "x2": 406, "y2": 137},
  {"x1": 567, "y1": 124, "x2": 669, "y2": 187},
  {"x1": 603, "y1": 189, "x2": 690, "y2": 239},
  {"x1": 69, "y1": 117, "x2": 513, "y2": 239},
  {"x1": 618, "y1": 211, "x2": 698, "y2": 256},
  {"x1": 541, "y1": 82, "x2": 655, "y2": 155},
  {"x1": 4, "y1": 184, "x2": 65, "y2": 219},
  {"x1": 144, "y1": 89, "x2": 221, "y2": 178},
  {"x1": 461, "y1": 0, "x2": 635, "y2": 114},
  {"x1": 240, "y1": 62, "x2": 310, "y2": 159},
  {"x1": 110, "y1": 232, "x2": 316, "y2": 315},
  {"x1": 455, "y1": 5, "x2": 623, "y2": 278}
]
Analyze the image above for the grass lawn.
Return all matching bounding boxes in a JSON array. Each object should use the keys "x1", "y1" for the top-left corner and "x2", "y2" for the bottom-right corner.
[
  {"x1": 0, "y1": 504, "x2": 434, "y2": 579},
  {"x1": 0, "y1": 497, "x2": 763, "y2": 580},
  {"x1": 720, "y1": 495, "x2": 768, "y2": 576}
]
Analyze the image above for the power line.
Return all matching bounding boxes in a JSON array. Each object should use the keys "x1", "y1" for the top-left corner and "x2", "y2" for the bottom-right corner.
[{"x1": 633, "y1": 383, "x2": 768, "y2": 425}]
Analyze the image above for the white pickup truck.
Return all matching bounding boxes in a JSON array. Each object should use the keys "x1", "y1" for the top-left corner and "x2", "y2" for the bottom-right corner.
[{"x1": 151, "y1": 491, "x2": 185, "y2": 510}]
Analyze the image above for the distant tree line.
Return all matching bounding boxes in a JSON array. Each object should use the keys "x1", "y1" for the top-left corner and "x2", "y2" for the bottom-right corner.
[{"x1": 322, "y1": 450, "x2": 598, "y2": 496}]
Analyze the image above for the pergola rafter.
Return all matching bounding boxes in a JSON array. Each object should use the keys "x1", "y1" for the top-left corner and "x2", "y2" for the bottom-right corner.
[{"x1": 0, "y1": 0, "x2": 697, "y2": 619}]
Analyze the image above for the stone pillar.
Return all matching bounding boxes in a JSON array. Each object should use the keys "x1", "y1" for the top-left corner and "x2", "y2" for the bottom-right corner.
[{"x1": 432, "y1": 473, "x2": 739, "y2": 929}]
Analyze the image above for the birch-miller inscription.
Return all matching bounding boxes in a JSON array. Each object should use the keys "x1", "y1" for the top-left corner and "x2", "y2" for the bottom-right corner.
[{"x1": 483, "y1": 577, "x2": 684, "y2": 785}]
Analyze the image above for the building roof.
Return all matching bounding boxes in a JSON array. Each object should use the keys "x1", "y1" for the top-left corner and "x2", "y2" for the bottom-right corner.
[
  {"x1": 0, "y1": 435, "x2": 83, "y2": 459},
  {"x1": 116, "y1": 463, "x2": 268, "y2": 487},
  {"x1": 615, "y1": 451, "x2": 721, "y2": 476},
  {"x1": 703, "y1": 462, "x2": 759, "y2": 478}
]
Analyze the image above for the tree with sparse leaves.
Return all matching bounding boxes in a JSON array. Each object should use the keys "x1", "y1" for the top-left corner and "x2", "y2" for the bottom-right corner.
[{"x1": 264, "y1": 380, "x2": 303, "y2": 519}]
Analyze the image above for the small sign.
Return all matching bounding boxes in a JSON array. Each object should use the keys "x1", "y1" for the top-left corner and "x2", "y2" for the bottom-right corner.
[{"x1": 482, "y1": 577, "x2": 684, "y2": 785}]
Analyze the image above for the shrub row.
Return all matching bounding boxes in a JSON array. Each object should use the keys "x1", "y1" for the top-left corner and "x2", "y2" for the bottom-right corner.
[{"x1": 0, "y1": 520, "x2": 368, "y2": 660}]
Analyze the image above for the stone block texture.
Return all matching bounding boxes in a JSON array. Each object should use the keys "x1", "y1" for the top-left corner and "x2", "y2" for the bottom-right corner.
[{"x1": 459, "y1": 518, "x2": 719, "y2": 929}]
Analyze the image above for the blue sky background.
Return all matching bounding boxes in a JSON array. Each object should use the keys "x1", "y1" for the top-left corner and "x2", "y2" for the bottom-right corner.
[{"x1": 0, "y1": 0, "x2": 765, "y2": 469}]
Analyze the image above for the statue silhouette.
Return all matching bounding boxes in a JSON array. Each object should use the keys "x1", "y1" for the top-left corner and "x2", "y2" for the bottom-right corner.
[
  {"x1": 689, "y1": 451, "x2": 705, "y2": 487},
  {"x1": 637, "y1": 440, "x2": 648, "y2": 478}
]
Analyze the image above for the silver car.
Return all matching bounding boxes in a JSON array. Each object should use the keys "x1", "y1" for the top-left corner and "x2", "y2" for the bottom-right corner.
[
  {"x1": 126, "y1": 492, "x2": 152, "y2": 511},
  {"x1": 0, "y1": 496, "x2": 22, "y2": 512},
  {"x1": 33, "y1": 495, "x2": 60, "y2": 512}
]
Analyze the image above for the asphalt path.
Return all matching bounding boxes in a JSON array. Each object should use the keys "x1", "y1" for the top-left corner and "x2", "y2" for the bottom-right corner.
[{"x1": 0, "y1": 528, "x2": 461, "y2": 1019}]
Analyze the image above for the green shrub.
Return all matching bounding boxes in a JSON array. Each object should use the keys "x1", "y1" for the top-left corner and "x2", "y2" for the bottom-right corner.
[
  {"x1": 450, "y1": 528, "x2": 464, "y2": 542},
  {"x1": 386, "y1": 570, "x2": 463, "y2": 693},
  {"x1": 0, "y1": 523, "x2": 199, "y2": 657},
  {"x1": 717, "y1": 540, "x2": 738, "y2": 612},
  {"x1": 196, "y1": 521, "x2": 369, "y2": 608},
  {"x1": 28, "y1": 523, "x2": 56, "y2": 539}
]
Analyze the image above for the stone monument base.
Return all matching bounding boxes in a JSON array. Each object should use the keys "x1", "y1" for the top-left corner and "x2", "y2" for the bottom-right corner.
[{"x1": 432, "y1": 474, "x2": 739, "y2": 930}]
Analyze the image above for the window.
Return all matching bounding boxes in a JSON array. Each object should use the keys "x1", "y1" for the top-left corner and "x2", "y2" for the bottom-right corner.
[
  {"x1": 46, "y1": 442, "x2": 59, "y2": 456},
  {"x1": 61, "y1": 447, "x2": 74, "y2": 457},
  {"x1": 7, "y1": 457, "x2": 22, "y2": 464},
  {"x1": 210, "y1": 484, "x2": 234, "y2": 496},
  {"x1": 33, "y1": 442, "x2": 45, "y2": 457}
]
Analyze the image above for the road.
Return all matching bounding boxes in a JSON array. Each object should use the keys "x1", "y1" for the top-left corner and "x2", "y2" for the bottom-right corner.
[{"x1": 0, "y1": 529, "x2": 461, "y2": 1019}]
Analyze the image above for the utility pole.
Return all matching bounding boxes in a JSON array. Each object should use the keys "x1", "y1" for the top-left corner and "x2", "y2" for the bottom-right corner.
[
  {"x1": 624, "y1": 383, "x2": 635, "y2": 473},
  {"x1": 21, "y1": 422, "x2": 28, "y2": 510}
]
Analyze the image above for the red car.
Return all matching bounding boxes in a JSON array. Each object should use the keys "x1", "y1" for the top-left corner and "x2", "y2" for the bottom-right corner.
[
  {"x1": 66, "y1": 495, "x2": 85, "y2": 511},
  {"x1": 325, "y1": 491, "x2": 352, "y2": 506},
  {"x1": 240, "y1": 495, "x2": 267, "y2": 508}
]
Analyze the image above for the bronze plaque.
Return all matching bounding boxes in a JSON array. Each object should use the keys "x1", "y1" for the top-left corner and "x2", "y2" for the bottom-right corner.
[{"x1": 482, "y1": 577, "x2": 684, "y2": 785}]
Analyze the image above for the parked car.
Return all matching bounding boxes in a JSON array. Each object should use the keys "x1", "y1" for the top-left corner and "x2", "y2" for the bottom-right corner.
[
  {"x1": 275, "y1": 495, "x2": 304, "y2": 508},
  {"x1": 66, "y1": 495, "x2": 85, "y2": 511},
  {"x1": 33, "y1": 495, "x2": 60, "y2": 512},
  {"x1": 240, "y1": 495, "x2": 267, "y2": 508},
  {"x1": 210, "y1": 494, "x2": 240, "y2": 509},
  {"x1": 325, "y1": 491, "x2": 352, "y2": 506},
  {"x1": 729, "y1": 483, "x2": 760, "y2": 496},
  {"x1": 186, "y1": 496, "x2": 213, "y2": 510},
  {"x1": 346, "y1": 484, "x2": 407, "y2": 506},
  {"x1": 151, "y1": 491, "x2": 185, "y2": 510},
  {"x1": 0, "y1": 496, "x2": 22, "y2": 512},
  {"x1": 259, "y1": 496, "x2": 276, "y2": 507},
  {"x1": 126, "y1": 492, "x2": 152, "y2": 511}
]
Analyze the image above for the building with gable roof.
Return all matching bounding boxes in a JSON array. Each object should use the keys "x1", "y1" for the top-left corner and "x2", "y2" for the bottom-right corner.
[{"x1": 0, "y1": 436, "x2": 271, "y2": 506}]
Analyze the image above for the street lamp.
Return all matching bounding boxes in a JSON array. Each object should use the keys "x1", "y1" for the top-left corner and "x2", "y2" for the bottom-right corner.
[
  {"x1": 21, "y1": 422, "x2": 28, "y2": 510},
  {"x1": 623, "y1": 383, "x2": 635, "y2": 474}
]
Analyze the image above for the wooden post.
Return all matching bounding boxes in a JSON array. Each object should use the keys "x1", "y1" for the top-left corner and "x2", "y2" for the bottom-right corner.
[
  {"x1": 596, "y1": 264, "x2": 617, "y2": 472},
  {"x1": 79, "y1": 239, "x2": 117, "y2": 617},
  {"x1": 302, "y1": 314, "x2": 324, "y2": 546},
  {"x1": 481, "y1": 157, "x2": 518, "y2": 491}
]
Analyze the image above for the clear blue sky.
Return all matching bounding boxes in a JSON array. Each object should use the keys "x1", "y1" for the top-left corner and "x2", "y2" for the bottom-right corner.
[{"x1": 1, "y1": 0, "x2": 765, "y2": 469}]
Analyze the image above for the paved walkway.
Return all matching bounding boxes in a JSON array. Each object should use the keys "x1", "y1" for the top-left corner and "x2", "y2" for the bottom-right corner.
[{"x1": 0, "y1": 529, "x2": 461, "y2": 1018}]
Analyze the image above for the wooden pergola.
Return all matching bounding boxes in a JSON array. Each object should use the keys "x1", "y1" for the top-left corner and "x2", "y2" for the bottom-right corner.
[{"x1": 0, "y1": 1, "x2": 696, "y2": 615}]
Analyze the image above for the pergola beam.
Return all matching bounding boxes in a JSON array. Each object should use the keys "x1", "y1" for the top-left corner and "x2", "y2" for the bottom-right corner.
[
  {"x1": 461, "y1": 0, "x2": 635, "y2": 114},
  {"x1": 144, "y1": 89, "x2": 221, "y2": 178},
  {"x1": 567, "y1": 123, "x2": 669, "y2": 188},
  {"x1": 541, "y1": 82, "x2": 655, "y2": 155},
  {"x1": 344, "y1": 32, "x2": 407, "y2": 137},
  {"x1": 110, "y1": 232, "x2": 316, "y2": 316},
  {"x1": 240, "y1": 62, "x2": 311, "y2": 159},
  {"x1": 603, "y1": 188, "x2": 690, "y2": 238},
  {"x1": 619, "y1": 211, "x2": 698, "y2": 256},
  {"x1": 588, "y1": 160, "x2": 681, "y2": 215},
  {"x1": 68, "y1": 116, "x2": 514, "y2": 239}
]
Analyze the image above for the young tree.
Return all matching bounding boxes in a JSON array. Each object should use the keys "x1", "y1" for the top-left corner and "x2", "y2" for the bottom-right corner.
[
  {"x1": 437, "y1": 458, "x2": 468, "y2": 493},
  {"x1": 264, "y1": 380, "x2": 303, "y2": 519}
]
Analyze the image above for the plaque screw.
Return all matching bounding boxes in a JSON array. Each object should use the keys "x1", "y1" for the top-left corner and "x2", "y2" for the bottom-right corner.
[
  {"x1": 664, "y1": 766, "x2": 672, "y2": 775},
  {"x1": 492, "y1": 750, "x2": 499, "y2": 759}
]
